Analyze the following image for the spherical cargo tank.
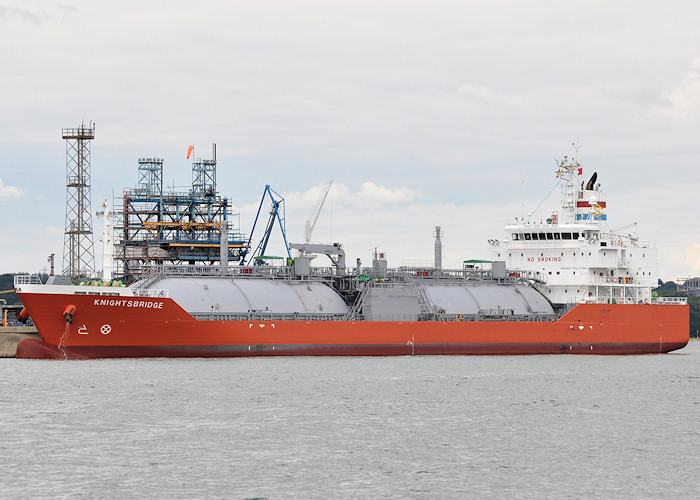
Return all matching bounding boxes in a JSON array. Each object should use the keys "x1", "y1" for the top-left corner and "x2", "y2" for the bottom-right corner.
[{"x1": 146, "y1": 277, "x2": 348, "y2": 315}]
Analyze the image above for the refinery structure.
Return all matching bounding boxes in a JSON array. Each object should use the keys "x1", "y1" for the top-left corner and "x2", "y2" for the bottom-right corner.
[
  {"x1": 59, "y1": 125, "x2": 250, "y2": 283},
  {"x1": 112, "y1": 145, "x2": 248, "y2": 282}
]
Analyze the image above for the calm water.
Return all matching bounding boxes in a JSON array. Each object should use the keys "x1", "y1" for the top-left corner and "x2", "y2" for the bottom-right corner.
[{"x1": 1, "y1": 344, "x2": 700, "y2": 499}]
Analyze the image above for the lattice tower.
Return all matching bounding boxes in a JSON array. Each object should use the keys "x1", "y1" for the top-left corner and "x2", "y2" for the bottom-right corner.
[
  {"x1": 138, "y1": 158, "x2": 163, "y2": 197},
  {"x1": 192, "y1": 144, "x2": 216, "y2": 197},
  {"x1": 62, "y1": 123, "x2": 96, "y2": 281}
]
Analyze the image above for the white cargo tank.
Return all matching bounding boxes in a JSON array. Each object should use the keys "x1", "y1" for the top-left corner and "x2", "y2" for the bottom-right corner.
[
  {"x1": 425, "y1": 283, "x2": 554, "y2": 316},
  {"x1": 147, "y1": 277, "x2": 348, "y2": 315},
  {"x1": 361, "y1": 282, "x2": 554, "y2": 321}
]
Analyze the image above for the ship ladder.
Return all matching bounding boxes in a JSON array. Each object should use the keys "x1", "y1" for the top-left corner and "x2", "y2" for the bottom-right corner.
[
  {"x1": 406, "y1": 274, "x2": 439, "y2": 318},
  {"x1": 349, "y1": 284, "x2": 370, "y2": 320}
]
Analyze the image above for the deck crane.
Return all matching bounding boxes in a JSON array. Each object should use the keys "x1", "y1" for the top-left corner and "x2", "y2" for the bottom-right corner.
[
  {"x1": 305, "y1": 181, "x2": 333, "y2": 243},
  {"x1": 242, "y1": 185, "x2": 291, "y2": 265},
  {"x1": 289, "y1": 181, "x2": 346, "y2": 275}
]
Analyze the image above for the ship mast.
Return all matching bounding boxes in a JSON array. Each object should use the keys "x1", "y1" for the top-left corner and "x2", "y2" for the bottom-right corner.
[{"x1": 558, "y1": 155, "x2": 581, "y2": 225}]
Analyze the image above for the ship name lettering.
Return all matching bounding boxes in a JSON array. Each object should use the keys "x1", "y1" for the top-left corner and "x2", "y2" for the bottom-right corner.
[{"x1": 93, "y1": 298, "x2": 164, "y2": 309}]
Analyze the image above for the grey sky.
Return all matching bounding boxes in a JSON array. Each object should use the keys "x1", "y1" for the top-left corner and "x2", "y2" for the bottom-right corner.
[{"x1": 1, "y1": 1, "x2": 699, "y2": 279}]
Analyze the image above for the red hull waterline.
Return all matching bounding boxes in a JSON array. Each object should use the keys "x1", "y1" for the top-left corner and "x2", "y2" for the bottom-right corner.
[{"x1": 15, "y1": 293, "x2": 689, "y2": 359}]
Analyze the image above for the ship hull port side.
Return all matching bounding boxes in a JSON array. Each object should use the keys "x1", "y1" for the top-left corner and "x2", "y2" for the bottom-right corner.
[{"x1": 15, "y1": 291, "x2": 688, "y2": 359}]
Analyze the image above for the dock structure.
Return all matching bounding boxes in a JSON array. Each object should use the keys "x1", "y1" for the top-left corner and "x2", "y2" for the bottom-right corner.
[
  {"x1": 0, "y1": 326, "x2": 39, "y2": 357},
  {"x1": 113, "y1": 145, "x2": 247, "y2": 282},
  {"x1": 678, "y1": 277, "x2": 700, "y2": 296}
]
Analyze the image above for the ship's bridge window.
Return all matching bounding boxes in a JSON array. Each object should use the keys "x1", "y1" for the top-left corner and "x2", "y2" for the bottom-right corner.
[
  {"x1": 553, "y1": 233, "x2": 561, "y2": 240},
  {"x1": 538, "y1": 233, "x2": 545, "y2": 240},
  {"x1": 562, "y1": 233, "x2": 572, "y2": 240},
  {"x1": 546, "y1": 233, "x2": 553, "y2": 240},
  {"x1": 524, "y1": 233, "x2": 531, "y2": 240},
  {"x1": 512, "y1": 233, "x2": 519, "y2": 240},
  {"x1": 573, "y1": 232, "x2": 580, "y2": 239}
]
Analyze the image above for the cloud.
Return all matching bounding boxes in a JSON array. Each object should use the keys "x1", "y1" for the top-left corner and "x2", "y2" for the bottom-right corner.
[
  {"x1": 0, "y1": 6, "x2": 44, "y2": 25},
  {"x1": 658, "y1": 56, "x2": 700, "y2": 121},
  {"x1": 0, "y1": 178, "x2": 26, "y2": 201},
  {"x1": 683, "y1": 243, "x2": 700, "y2": 276},
  {"x1": 236, "y1": 180, "x2": 516, "y2": 270},
  {"x1": 0, "y1": 3, "x2": 75, "y2": 26},
  {"x1": 457, "y1": 84, "x2": 521, "y2": 106},
  {"x1": 279, "y1": 182, "x2": 422, "y2": 214},
  {"x1": 352, "y1": 182, "x2": 422, "y2": 207}
]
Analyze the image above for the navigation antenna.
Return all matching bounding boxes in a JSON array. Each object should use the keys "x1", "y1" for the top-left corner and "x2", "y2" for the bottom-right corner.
[{"x1": 558, "y1": 155, "x2": 582, "y2": 224}]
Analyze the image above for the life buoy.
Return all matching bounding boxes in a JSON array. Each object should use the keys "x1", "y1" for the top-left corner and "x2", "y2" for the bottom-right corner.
[{"x1": 644, "y1": 298, "x2": 649, "y2": 305}]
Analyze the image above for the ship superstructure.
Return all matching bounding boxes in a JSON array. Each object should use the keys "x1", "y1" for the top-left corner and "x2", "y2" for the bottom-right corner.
[{"x1": 490, "y1": 156, "x2": 658, "y2": 305}]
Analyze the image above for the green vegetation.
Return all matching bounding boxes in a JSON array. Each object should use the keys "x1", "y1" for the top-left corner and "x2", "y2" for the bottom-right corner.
[
  {"x1": 0, "y1": 274, "x2": 20, "y2": 305},
  {"x1": 0, "y1": 273, "x2": 48, "y2": 306}
]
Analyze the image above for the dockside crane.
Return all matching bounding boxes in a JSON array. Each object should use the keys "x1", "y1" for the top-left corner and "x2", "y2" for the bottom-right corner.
[{"x1": 242, "y1": 185, "x2": 291, "y2": 265}]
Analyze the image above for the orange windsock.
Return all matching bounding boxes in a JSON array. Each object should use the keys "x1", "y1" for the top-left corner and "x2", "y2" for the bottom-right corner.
[{"x1": 187, "y1": 145, "x2": 194, "y2": 159}]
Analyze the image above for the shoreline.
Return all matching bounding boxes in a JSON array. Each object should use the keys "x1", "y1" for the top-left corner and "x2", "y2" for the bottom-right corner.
[{"x1": 0, "y1": 326, "x2": 40, "y2": 357}]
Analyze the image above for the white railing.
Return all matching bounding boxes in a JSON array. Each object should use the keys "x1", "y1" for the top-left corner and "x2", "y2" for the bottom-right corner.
[
  {"x1": 14, "y1": 274, "x2": 43, "y2": 286},
  {"x1": 654, "y1": 296, "x2": 688, "y2": 305}
]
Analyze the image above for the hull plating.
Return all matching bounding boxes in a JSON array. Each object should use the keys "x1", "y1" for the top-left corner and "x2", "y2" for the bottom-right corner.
[{"x1": 16, "y1": 292, "x2": 690, "y2": 359}]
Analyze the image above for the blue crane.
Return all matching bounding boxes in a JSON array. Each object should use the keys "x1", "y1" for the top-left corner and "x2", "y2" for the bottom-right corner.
[{"x1": 242, "y1": 185, "x2": 291, "y2": 265}]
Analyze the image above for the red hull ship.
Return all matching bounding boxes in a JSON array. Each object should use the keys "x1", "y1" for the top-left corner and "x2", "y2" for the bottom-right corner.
[
  {"x1": 15, "y1": 290, "x2": 689, "y2": 359},
  {"x1": 13, "y1": 152, "x2": 689, "y2": 358}
]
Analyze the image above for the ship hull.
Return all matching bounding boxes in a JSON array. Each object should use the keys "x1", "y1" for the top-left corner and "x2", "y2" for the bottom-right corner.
[{"x1": 15, "y1": 292, "x2": 689, "y2": 359}]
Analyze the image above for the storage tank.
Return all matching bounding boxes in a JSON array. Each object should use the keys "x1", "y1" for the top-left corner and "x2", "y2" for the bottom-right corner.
[
  {"x1": 362, "y1": 282, "x2": 554, "y2": 321},
  {"x1": 148, "y1": 277, "x2": 348, "y2": 314}
]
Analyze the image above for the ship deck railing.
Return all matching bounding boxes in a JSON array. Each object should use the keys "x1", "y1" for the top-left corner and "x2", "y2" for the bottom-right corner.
[
  {"x1": 579, "y1": 296, "x2": 688, "y2": 305},
  {"x1": 590, "y1": 276, "x2": 652, "y2": 286},
  {"x1": 14, "y1": 274, "x2": 44, "y2": 286},
  {"x1": 132, "y1": 288, "x2": 169, "y2": 298},
  {"x1": 136, "y1": 264, "x2": 318, "y2": 281},
  {"x1": 191, "y1": 311, "x2": 559, "y2": 322},
  {"x1": 131, "y1": 263, "x2": 545, "y2": 285},
  {"x1": 653, "y1": 296, "x2": 688, "y2": 305}
]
